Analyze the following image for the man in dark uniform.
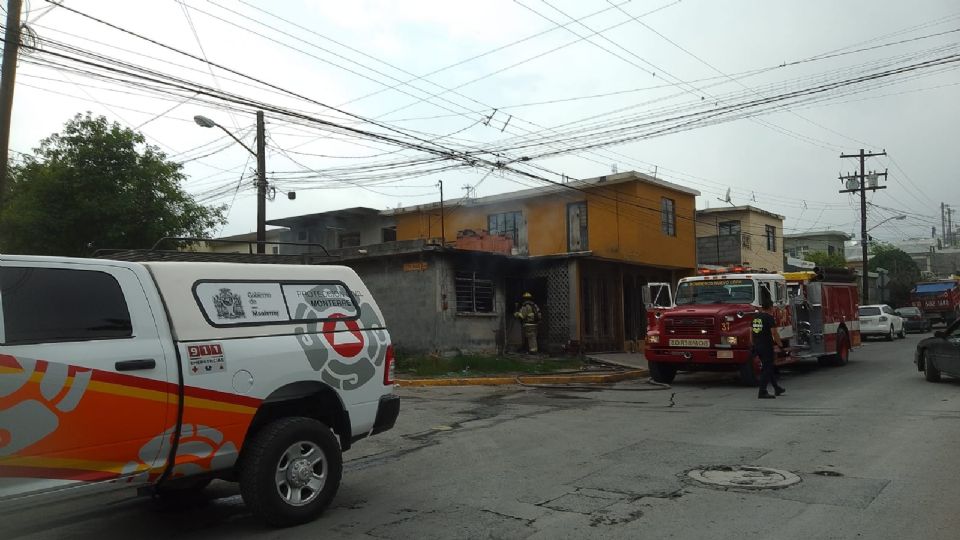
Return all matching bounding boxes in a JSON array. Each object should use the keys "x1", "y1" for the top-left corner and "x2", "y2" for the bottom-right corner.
[{"x1": 751, "y1": 291, "x2": 785, "y2": 399}]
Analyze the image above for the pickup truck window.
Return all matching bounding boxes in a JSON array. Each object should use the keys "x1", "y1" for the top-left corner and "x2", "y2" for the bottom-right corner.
[
  {"x1": 193, "y1": 280, "x2": 359, "y2": 327},
  {"x1": 0, "y1": 267, "x2": 133, "y2": 344}
]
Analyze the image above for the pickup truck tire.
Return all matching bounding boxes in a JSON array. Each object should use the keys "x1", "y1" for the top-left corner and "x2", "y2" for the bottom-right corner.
[
  {"x1": 648, "y1": 361, "x2": 677, "y2": 384},
  {"x1": 239, "y1": 417, "x2": 342, "y2": 527},
  {"x1": 923, "y1": 351, "x2": 941, "y2": 383}
]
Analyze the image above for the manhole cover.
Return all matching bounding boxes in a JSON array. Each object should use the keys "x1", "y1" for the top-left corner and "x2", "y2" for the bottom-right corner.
[{"x1": 687, "y1": 466, "x2": 801, "y2": 489}]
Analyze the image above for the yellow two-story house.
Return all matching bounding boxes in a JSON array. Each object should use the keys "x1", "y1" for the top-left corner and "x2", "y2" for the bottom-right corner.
[{"x1": 384, "y1": 171, "x2": 699, "y2": 353}]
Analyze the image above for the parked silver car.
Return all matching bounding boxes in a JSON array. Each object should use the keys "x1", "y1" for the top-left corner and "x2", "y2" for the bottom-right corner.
[{"x1": 859, "y1": 304, "x2": 905, "y2": 340}]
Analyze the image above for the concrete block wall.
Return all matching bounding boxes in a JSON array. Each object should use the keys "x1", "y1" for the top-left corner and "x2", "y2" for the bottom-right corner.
[{"x1": 347, "y1": 255, "x2": 440, "y2": 354}]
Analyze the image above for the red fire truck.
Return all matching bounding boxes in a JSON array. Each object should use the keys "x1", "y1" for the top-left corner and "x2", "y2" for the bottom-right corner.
[
  {"x1": 644, "y1": 266, "x2": 860, "y2": 385},
  {"x1": 910, "y1": 279, "x2": 960, "y2": 327}
]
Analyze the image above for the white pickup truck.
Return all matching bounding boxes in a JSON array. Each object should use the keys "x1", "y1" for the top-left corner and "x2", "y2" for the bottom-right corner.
[{"x1": 0, "y1": 255, "x2": 399, "y2": 527}]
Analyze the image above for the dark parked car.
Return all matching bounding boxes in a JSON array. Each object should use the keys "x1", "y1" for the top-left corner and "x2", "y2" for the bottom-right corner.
[
  {"x1": 896, "y1": 306, "x2": 932, "y2": 333},
  {"x1": 915, "y1": 319, "x2": 960, "y2": 382}
]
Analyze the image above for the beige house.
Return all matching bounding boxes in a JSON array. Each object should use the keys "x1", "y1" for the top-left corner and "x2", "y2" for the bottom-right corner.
[
  {"x1": 191, "y1": 229, "x2": 289, "y2": 254},
  {"x1": 695, "y1": 206, "x2": 785, "y2": 271}
]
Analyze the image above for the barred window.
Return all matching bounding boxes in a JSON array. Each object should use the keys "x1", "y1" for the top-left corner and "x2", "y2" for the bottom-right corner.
[
  {"x1": 661, "y1": 198, "x2": 676, "y2": 236},
  {"x1": 488, "y1": 211, "x2": 522, "y2": 241},
  {"x1": 718, "y1": 220, "x2": 740, "y2": 236},
  {"x1": 455, "y1": 271, "x2": 494, "y2": 313},
  {"x1": 766, "y1": 225, "x2": 777, "y2": 252}
]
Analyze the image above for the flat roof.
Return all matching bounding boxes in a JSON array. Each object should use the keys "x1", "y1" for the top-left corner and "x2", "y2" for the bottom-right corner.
[
  {"x1": 266, "y1": 207, "x2": 382, "y2": 227},
  {"x1": 384, "y1": 170, "x2": 700, "y2": 215},
  {"x1": 783, "y1": 230, "x2": 853, "y2": 240},
  {"x1": 696, "y1": 205, "x2": 785, "y2": 221}
]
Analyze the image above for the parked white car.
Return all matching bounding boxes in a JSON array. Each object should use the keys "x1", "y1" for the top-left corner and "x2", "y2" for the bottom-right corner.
[{"x1": 859, "y1": 304, "x2": 905, "y2": 340}]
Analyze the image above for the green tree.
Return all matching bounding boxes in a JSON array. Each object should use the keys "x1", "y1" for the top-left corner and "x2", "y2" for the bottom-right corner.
[
  {"x1": 803, "y1": 250, "x2": 846, "y2": 269},
  {"x1": 868, "y1": 243, "x2": 920, "y2": 307},
  {"x1": 0, "y1": 113, "x2": 225, "y2": 256}
]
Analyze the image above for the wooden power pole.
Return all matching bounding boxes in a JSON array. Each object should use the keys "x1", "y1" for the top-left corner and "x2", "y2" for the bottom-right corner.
[
  {"x1": 0, "y1": 0, "x2": 23, "y2": 209},
  {"x1": 839, "y1": 149, "x2": 887, "y2": 305}
]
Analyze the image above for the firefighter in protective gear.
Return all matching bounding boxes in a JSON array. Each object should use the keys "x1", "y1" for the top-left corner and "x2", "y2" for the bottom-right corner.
[{"x1": 515, "y1": 292, "x2": 542, "y2": 353}]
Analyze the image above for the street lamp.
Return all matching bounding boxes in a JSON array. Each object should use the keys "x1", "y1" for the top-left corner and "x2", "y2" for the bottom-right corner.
[
  {"x1": 867, "y1": 214, "x2": 906, "y2": 233},
  {"x1": 193, "y1": 111, "x2": 268, "y2": 254},
  {"x1": 860, "y1": 214, "x2": 906, "y2": 305}
]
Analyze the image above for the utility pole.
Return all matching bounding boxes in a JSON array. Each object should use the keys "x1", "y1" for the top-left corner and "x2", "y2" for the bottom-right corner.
[
  {"x1": 839, "y1": 148, "x2": 887, "y2": 305},
  {"x1": 948, "y1": 206, "x2": 954, "y2": 248},
  {"x1": 0, "y1": 0, "x2": 24, "y2": 209},
  {"x1": 255, "y1": 110, "x2": 266, "y2": 254},
  {"x1": 437, "y1": 180, "x2": 445, "y2": 243},
  {"x1": 942, "y1": 202, "x2": 948, "y2": 248}
]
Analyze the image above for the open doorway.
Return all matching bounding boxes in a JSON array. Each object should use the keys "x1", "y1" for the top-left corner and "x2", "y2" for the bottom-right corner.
[{"x1": 505, "y1": 276, "x2": 548, "y2": 352}]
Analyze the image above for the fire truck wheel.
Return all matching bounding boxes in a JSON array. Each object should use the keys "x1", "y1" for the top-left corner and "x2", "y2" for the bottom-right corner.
[
  {"x1": 648, "y1": 361, "x2": 677, "y2": 384},
  {"x1": 886, "y1": 326, "x2": 895, "y2": 341},
  {"x1": 738, "y1": 360, "x2": 759, "y2": 387},
  {"x1": 834, "y1": 330, "x2": 849, "y2": 366},
  {"x1": 923, "y1": 350, "x2": 941, "y2": 382}
]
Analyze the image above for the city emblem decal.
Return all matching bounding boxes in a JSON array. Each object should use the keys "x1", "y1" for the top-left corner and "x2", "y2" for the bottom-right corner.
[{"x1": 213, "y1": 288, "x2": 246, "y2": 319}]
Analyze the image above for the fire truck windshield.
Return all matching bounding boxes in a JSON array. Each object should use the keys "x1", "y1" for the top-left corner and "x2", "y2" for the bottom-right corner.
[{"x1": 675, "y1": 279, "x2": 756, "y2": 305}]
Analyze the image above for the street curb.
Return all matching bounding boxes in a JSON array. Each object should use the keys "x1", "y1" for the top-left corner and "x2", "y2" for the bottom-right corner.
[{"x1": 397, "y1": 369, "x2": 650, "y2": 387}]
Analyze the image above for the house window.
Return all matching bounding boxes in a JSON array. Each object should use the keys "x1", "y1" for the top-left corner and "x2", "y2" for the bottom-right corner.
[
  {"x1": 567, "y1": 202, "x2": 588, "y2": 251},
  {"x1": 0, "y1": 267, "x2": 132, "y2": 344},
  {"x1": 661, "y1": 198, "x2": 676, "y2": 236},
  {"x1": 271, "y1": 246, "x2": 279, "y2": 254},
  {"x1": 718, "y1": 220, "x2": 740, "y2": 236},
  {"x1": 382, "y1": 226, "x2": 397, "y2": 242},
  {"x1": 488, "y1": 211, "x2": 522, "y2": 241},
  {"x1": 297, "y1": 229, "x2": 308, "y2": 242},
  {"x1": 339, "y1": 232, "x2": 361, "y2": 248},
  {"x1": 828, "y1": 245, "x2": 836, "y2": 255},
  {"x1": 455, "y1": 271, "x2": 494, "y2": 313},
  {"x1": 765, "y1": 225, "x2": 777, "y2": 252}
]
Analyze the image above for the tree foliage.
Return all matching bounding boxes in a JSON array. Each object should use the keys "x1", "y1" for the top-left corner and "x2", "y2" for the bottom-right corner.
[
  {"x1": 0, "y1": 113, "x2": 225, "y2": 256},
  {"x1": 868, "y1": 243, "x2": 920, "y2": 307},
  {"x1": 803, "y1": 250, "x2": 846, "y2": 269}
]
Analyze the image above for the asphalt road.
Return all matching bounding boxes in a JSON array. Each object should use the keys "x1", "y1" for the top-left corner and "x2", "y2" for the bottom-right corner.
[{"x1": 3, "y1": 332, "x2": 959, "y2": 539}]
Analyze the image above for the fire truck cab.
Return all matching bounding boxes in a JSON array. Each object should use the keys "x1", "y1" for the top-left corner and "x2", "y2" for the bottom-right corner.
[{"x1": 644, "y1": 266, "x2": 859, "y2": 386}]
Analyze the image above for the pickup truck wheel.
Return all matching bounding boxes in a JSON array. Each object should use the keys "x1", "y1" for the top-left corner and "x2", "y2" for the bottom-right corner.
[
  {"x1": 648, "y1": 361, "x2": 677, "y2": 384},
  {"x1": 239, "y1": 417, "x2": 342, "y2": 527},
  {"x1": 923, "y1": 351, "x2": 941, "y2": 383},
  {"x1": 738, "y1": 359, "x2": 759, "y2": 386}
]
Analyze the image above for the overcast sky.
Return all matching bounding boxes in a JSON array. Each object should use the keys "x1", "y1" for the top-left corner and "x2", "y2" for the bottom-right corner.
[{"x1": 9, "y1": 0, "x2": 960, "y2": 243}]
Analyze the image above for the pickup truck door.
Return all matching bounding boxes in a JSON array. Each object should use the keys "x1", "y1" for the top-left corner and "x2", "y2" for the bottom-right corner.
[{"x1": 0, "y1": 262, "x2": 174, "y2": 501}]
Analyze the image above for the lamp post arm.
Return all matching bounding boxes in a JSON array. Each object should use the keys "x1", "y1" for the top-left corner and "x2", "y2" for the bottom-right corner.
[{"x1": 214, "y1": 123, "x2": 256, "y2": 157}]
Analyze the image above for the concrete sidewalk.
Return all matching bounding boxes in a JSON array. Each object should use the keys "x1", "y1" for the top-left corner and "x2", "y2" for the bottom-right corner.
[
  {"x1": 586, "y1": 352, "x2": 649, "y2": 370},
  {"x1": 398, "y1": 368, "x2": 648, "y2": 387}
]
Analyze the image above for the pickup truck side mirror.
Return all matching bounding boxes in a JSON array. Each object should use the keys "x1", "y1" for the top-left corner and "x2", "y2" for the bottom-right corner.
[{"x1": 935, "y1": 331, "x2": 946, "y2": 339}]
